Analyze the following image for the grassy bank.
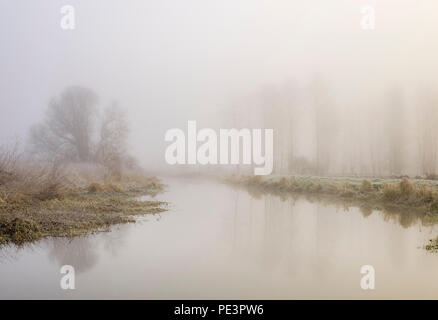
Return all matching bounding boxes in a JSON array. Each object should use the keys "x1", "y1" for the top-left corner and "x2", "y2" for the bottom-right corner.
[
  {"x1": 227, "y1": 175, "x2": 438, "y2": 252},
  {"x1": 0, "y1": 158, "x2": 167, "y2": 246},
  {"x1": 226, "y1": 174, "x2": 438, "y2": 216}
]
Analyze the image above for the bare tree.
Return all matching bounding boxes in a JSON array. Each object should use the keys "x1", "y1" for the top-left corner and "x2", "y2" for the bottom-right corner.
[
  {"x1": 96, "y1": 101, "x2": 129, "y2": 178},
  {"x1": 417, "y1": 89, "x2": 438, "y2": 176},
  {"x1": 385, "y1": 88, "x2": 405, "y2": 176},
  {"x1": 0, "y1": 142, "x2": 20, "y2": 185},
  {"x1": 310, "y1": 78, "x2": 339, "y2": 176},
  {"x1": 30, "y1": 86, "x2": 98, "y2": 161}
]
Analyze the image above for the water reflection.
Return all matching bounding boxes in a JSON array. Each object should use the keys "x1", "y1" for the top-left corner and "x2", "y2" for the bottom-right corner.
[
  {"x1": 1, "y1": 178, "x2": 438, "y2": 299},
  {"x1": 44, "y1": 221, "x2": 149, "y2": 273},
  {"x1": 235, "y1": 183, "x2": 432, "y2": 229},
  {"x1": 227, "y1": 184, "x2": 438, "y2": 298},
  {"x1": 47, "y1": 238, "x2": 99, "y2": 274}
]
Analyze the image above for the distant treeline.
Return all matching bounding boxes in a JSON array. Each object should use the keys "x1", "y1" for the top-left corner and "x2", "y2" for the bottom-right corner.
[{"x1": 223, "y1": 79, "x2": 438, "y2": 178}]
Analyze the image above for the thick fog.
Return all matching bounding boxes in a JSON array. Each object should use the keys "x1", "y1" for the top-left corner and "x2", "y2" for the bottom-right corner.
[{"x1": 1, "y1": 0, "x2": 438, "y2": 176}]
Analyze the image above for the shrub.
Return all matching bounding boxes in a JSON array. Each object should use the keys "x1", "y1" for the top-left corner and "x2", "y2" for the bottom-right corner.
[
  {"x1": 417, "y1": 185, "x2": 437, "y2": 203},
  {"x1": 360, "y1": 180, "x2": 373, "y2": 193},
  {"x1": 339, "y1": 182, "x2": 355, "y2": 197},
  {"x1": 383, "y1": 183, "x2": 400, "y2": 201},
  {"x1": 88, "y1": 182, "x2": 124, "y2": 193},
  {"x1": 278, "y1": 177, "x2": 289, "y2": 191},
  {"x1": 88, "y1": 182, "x2": 103, "y2": 193},
  {"x1": 426, "y1": 173, "x2": 438, "y2": 180},
  {"x1": 399, "y1": 178, "x2": 415, "y2": 198},
  {"x1": 288, "y1": 177, "x2": 299, "y2": 189},
  {"x1": 305, "y1": 181, "x2": 316, "y2": 192},
  {"x1": 35, "y1": 183, "x2": 65, "y2": 201},
  {"x1": 105, "y1": 183, "x2": 123, "y2": 193}
]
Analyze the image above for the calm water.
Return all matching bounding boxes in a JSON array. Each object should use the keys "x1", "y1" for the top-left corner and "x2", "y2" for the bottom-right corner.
[{"x1": 1, "y1": 178, "x2": 438, "y2": 299}]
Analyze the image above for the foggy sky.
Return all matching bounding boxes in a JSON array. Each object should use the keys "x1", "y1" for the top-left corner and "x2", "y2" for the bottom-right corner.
[{"x1": 1, "y1": 0, "x2": 438, "y2": 172}]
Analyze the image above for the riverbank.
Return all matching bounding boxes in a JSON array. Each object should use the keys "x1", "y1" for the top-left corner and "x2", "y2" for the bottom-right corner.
[
  {"x1": 226, "y1": 174, "x2": 438, "y2": 252},
  {"x1": 0, "y1": 172, "x2": 167, "y2": 246},
  {"x1": 226, "y1": 174, "x2": 438, "y2": 218}
]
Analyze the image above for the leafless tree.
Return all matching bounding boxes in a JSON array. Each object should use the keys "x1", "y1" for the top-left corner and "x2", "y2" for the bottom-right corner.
[
  {"x1": 417, "y1": 89, "x2": 438, "y2": 176},
  {"x1": 95, "y1": 101, "x2": 129, "y2": 177},
  {"x1": 385, "y1": 88, "x2": 405, "y2": 176},
  {"x1": 29, "y1": 86, "x2": 98, "y2": 161},
  {"x1": 310, "y1": 78, "x2": 339, "y2": 176}
]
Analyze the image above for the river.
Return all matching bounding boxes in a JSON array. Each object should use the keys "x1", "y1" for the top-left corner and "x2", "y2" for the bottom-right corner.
[{"x1": 1, "y1": 177, "x2": 438, "y2": 299}]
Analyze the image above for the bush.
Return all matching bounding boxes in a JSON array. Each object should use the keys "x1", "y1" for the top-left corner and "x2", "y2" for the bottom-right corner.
[
  {"x1": 339, "y1": 182, "x2": 355, "y2": 197},
  {"x1": 288, "y1": 177, "x2": 299, "y2": 189},
  {"x1": 305, "y1": 181, "x2": 316, "y2": 192},
  {"x1": 35, "y1": 183, "x2": 65, "y2": 201},
  {"x1": 87, "y1": 182, "x2": 124, "y2": 193},
  {"x1": 360, "y1": 180, "x2": 373, "y2": 193},
  {"x1": 400, "y1": 179, "x2": 415, "y2": 197},
  {"x1": 382, "y1": 179, "x2": 416, "y2": 201},
  {"x1": 278, "y1": 177, "x2": 289, "y2": 191},
  {"x1": 417, "y1": 184, "x2": 437, "y2": 203},
  {"x1": 88, "y1": 182, "x2": 103, "y2": 193},
  {"x1": 105, "y1": 183, "x2": 123, "y2": 193},
  {"x1": 426, "y1": 173, "x2": 438, "y2": 180},
  {"x1": 383, "y1": 183, "x2": 400, "y2": 201}
]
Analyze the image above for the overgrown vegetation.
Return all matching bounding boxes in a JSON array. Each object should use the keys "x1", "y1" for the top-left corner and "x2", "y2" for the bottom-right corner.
[{"x1": 0, "y1": 147, "x2": 167, "y2": 246}]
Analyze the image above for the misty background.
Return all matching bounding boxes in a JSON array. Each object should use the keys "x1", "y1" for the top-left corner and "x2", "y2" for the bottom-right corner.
[{"x1": 1, "y1": 0, "x2": 438, "y2": 176}]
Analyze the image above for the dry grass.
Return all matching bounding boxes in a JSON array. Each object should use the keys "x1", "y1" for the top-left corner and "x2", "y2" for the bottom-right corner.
[
  {"x1": 360, "y1": 179, "x2": 373, "y2": 193},
  {"x1": 226, "y1": 174, "x2": 438, "y2": 250},
  {"x1": 425, "y1": 236, "x2": 438, "y2": 252},
  {"x1": 227, "y1": 175, "x2": 438, "y2": 215},
  {"x1": 0, "y1": 147, "x2": 167, "y2": 246},
  {"x1": 227, "y1": 174, "x2": 438, "y2": 252}
]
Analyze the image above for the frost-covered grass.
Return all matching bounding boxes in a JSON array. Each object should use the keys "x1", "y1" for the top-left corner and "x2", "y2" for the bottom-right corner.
[
  {"x1": 0, "y1": 157, "x2": 167, "y2": 246},
  {"x1": 226, "y1": 174, "x2": 438, "y2": 215},
  {"x1": 249, "y1": 174, "x2": 438, "y2": 189},
  {"x1": 227, "y1": 174, "x2": 438, "y2": 253}
]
